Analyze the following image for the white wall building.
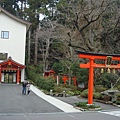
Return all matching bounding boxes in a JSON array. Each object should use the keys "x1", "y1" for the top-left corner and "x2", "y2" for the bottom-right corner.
[{"x1": 0, "y1": 7, "x2": 31, "y2": 84}]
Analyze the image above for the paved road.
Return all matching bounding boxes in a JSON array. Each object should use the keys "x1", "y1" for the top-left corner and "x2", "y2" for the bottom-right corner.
[
  {"x1": 0, "y1": 84, "x2": 62, "y2": 113},
  {"x1": 0, "y1": 84, "x2": 120, "y2": 120}
]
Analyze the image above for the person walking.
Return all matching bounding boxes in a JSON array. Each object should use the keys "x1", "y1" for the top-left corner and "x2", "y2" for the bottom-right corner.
[
  {"x1": 22, "y1": 81, "x2": 27, "y2": 95},
  {"x1": 27, "y1": 81, "x2": 31, "y2": 95}
]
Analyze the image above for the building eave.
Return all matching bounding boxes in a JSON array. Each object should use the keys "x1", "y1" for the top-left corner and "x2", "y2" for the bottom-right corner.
[{"x1": 0, "y1": 57, "x2": 26, "y2": 69}]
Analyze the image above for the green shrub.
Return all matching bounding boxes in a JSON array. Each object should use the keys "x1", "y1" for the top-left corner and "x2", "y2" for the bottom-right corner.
[
  {"x1": 75, "y1": 102, "x2": 100, "y2": 109},
  {"x1": 27, "y1": 65, "x2": 41, "y2": 83},
  {"x1": 80, "y1": 89, "x2": 88, "y2": 98},
  {"x1": 65, "y1": 84, "x2": 77, "y2": 90},
  {"x1": 115, "y1": 100, "x2": 120, "y2": 105},
  {"x1": 75, "y1": 102, "x2": 88, "y2": 108},
  {"x1": 41, "y1": 78, "x2": 55, "y2": 91},
  {"x1": 67, "y1": 91, "x2": 74, "y2": 96},
  {"x1": 80, "y1": 89, "x2": 101, "y2": 99},
  {"x1": 115, "y1": 93, "x2": 120, "y2": 97},
  {"x1": 74, "y1": 90, "x2": 81, "y2": 95},
  {"x1": 89, "y1": 104, "x2": 100, "y2": 109},
  {"x1": 95, "y1": 85, "x2": 106, "y2": 92},
  {"x1": 53, "y1": 85, "x2": 71, "y2": 93},
  {"x1": 117, "y1": 85, "x2": 120, "y2": 91},
  {"x1": 93, "y1": 92, "x2": 102, "y2": 99},
  {"x1": 70, "y1": 86, "x2": 78, "y2": 91},
  {"x1": 116, "y1": 94, "x2": 120, "y2": 101},
  {"x1": 31, "y1": 75, "x2": 55, "y2": 92},
  {"x1": 54, "y1": 87, "x2": 64, "y2": 93}
]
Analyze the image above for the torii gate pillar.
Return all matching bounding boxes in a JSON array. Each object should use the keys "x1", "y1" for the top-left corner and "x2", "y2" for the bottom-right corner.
[{"x1": 88, "y1": 58, "x2": 94, "y2": 104}]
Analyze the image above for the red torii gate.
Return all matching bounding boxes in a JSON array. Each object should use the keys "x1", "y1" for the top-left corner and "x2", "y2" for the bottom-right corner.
[
  {"x1": 78, "y1": 51, "x2": 120, "y2": 105},
  {"x1": 62, "y1": 74, "x2": 77, "y2": 86}
]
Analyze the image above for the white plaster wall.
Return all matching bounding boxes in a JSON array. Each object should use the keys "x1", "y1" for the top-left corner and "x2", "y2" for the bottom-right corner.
[
  {"x1": 21, "y1": 69, "x2": 25, "y2": 82},
  {"x1": 1, "y1": 73, "x2": 4, "y2": 82},
  {"x1": 13, "y1": 73, "x2": 16, "y2": 82},
  {"x1": 0, "y1": 13, "x2": 27, "y2": 65}
]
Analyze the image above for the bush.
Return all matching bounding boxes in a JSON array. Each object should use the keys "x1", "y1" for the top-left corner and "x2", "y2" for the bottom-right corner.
[
  {"x1": 116, "y1": 94, "x2": 120, "y2": 101},
  {"x1": 95, "y1": 85, "x2": 106, "y2": 92},
  {"x1": 93, "y1": 92, "x2": 102, "y2": 100},
  {"x1": 75, "y1": 102, "x2": 88, "y2": 108},
  {"x1": 74, "y1": 90, "x2": 81, "y2": 95},
  {"x1": 75, "y1": 102, "x2": 100, "y2": 109},
  {"x1": 80, "y1": 89, "x2": 88, "y2": 98},
  {"x1": 54, "y1": 87, "x2": 65, "y2": 93},
  {"x1": 53, "y1": 85, "x2": 72, "y2": 93},
  {"x1": 39, "y1": 77, "x2": 55, "y2": 91},
  {"x1": 67, "y1": 91, "x2": 75, "y2": 96},
  {"x1": 115, "y1": 100, "x2": 120, "y2": 105},
  {"x1": 70, "y1": 86, "x2": 78, "y2": 91},
  {"x1": 117, "y1": 85, "x2": 120, "y2": 91},
  {"x1": 32, "y1": 76, "x2": 55, "y2": 92},
  {"x1": 65, "y1": 84, "x2": 77, "y2": 90},
  {"x1": 80, "y1": 89, "x2": 102, "y2": 100}
]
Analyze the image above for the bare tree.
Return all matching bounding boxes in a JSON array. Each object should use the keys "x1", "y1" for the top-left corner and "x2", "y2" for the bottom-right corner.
[
  {"x1": 37, "y1": 19, "x2": 59, "y2": 70},
  {"x1": 100, "y1": 0, "x2": 120, "y2": 54},
  {"x1": 56, "y1": 0, "x2": 113, "y2": 53}
]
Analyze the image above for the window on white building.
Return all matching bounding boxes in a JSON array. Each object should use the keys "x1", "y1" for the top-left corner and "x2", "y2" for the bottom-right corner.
[
  {"x1": 0, "y1": 53, "x2": 8, "y2": 60},
  {"x1": 1, "y1": 31, "x2": 9, "y2": 39}
]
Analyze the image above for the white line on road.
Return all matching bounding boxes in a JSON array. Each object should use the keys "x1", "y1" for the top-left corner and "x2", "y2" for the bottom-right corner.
[{"x1": 99, "y1": 110, "x2": 120, "y2": 117}]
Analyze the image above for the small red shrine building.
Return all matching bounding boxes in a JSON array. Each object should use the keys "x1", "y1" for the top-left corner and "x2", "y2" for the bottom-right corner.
[
  {"x1": 0, "y1": 57, "x2": 25, "y2": 84},
  {"x1": 44, "y1": 70, "x2": 55, "y2": 78}
]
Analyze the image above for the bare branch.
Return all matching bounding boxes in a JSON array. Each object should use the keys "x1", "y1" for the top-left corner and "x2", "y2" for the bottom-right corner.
[
  {"x1": 79, "y1": 1, "x2": 110, "y2": 33},
  {"x1": 68, "y1": 43, "x2": 87, "y2": 52},
  {"x1": 114, "y1": 17, "x2": 120, "y2": 30}
]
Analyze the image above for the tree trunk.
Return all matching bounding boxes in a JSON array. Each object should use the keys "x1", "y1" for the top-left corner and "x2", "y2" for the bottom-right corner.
[
  {"x1": 34, "y1": 27, "x2": 39, "y2": 65},
  {"x1": 68, "y1": 67, "x2": 71, "y2": 85}
]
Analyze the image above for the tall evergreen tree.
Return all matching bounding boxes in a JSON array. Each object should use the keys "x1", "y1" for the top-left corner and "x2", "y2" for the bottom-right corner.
[{"x1": 0, "y1": 0, "x2": 19, "y2": 16}]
